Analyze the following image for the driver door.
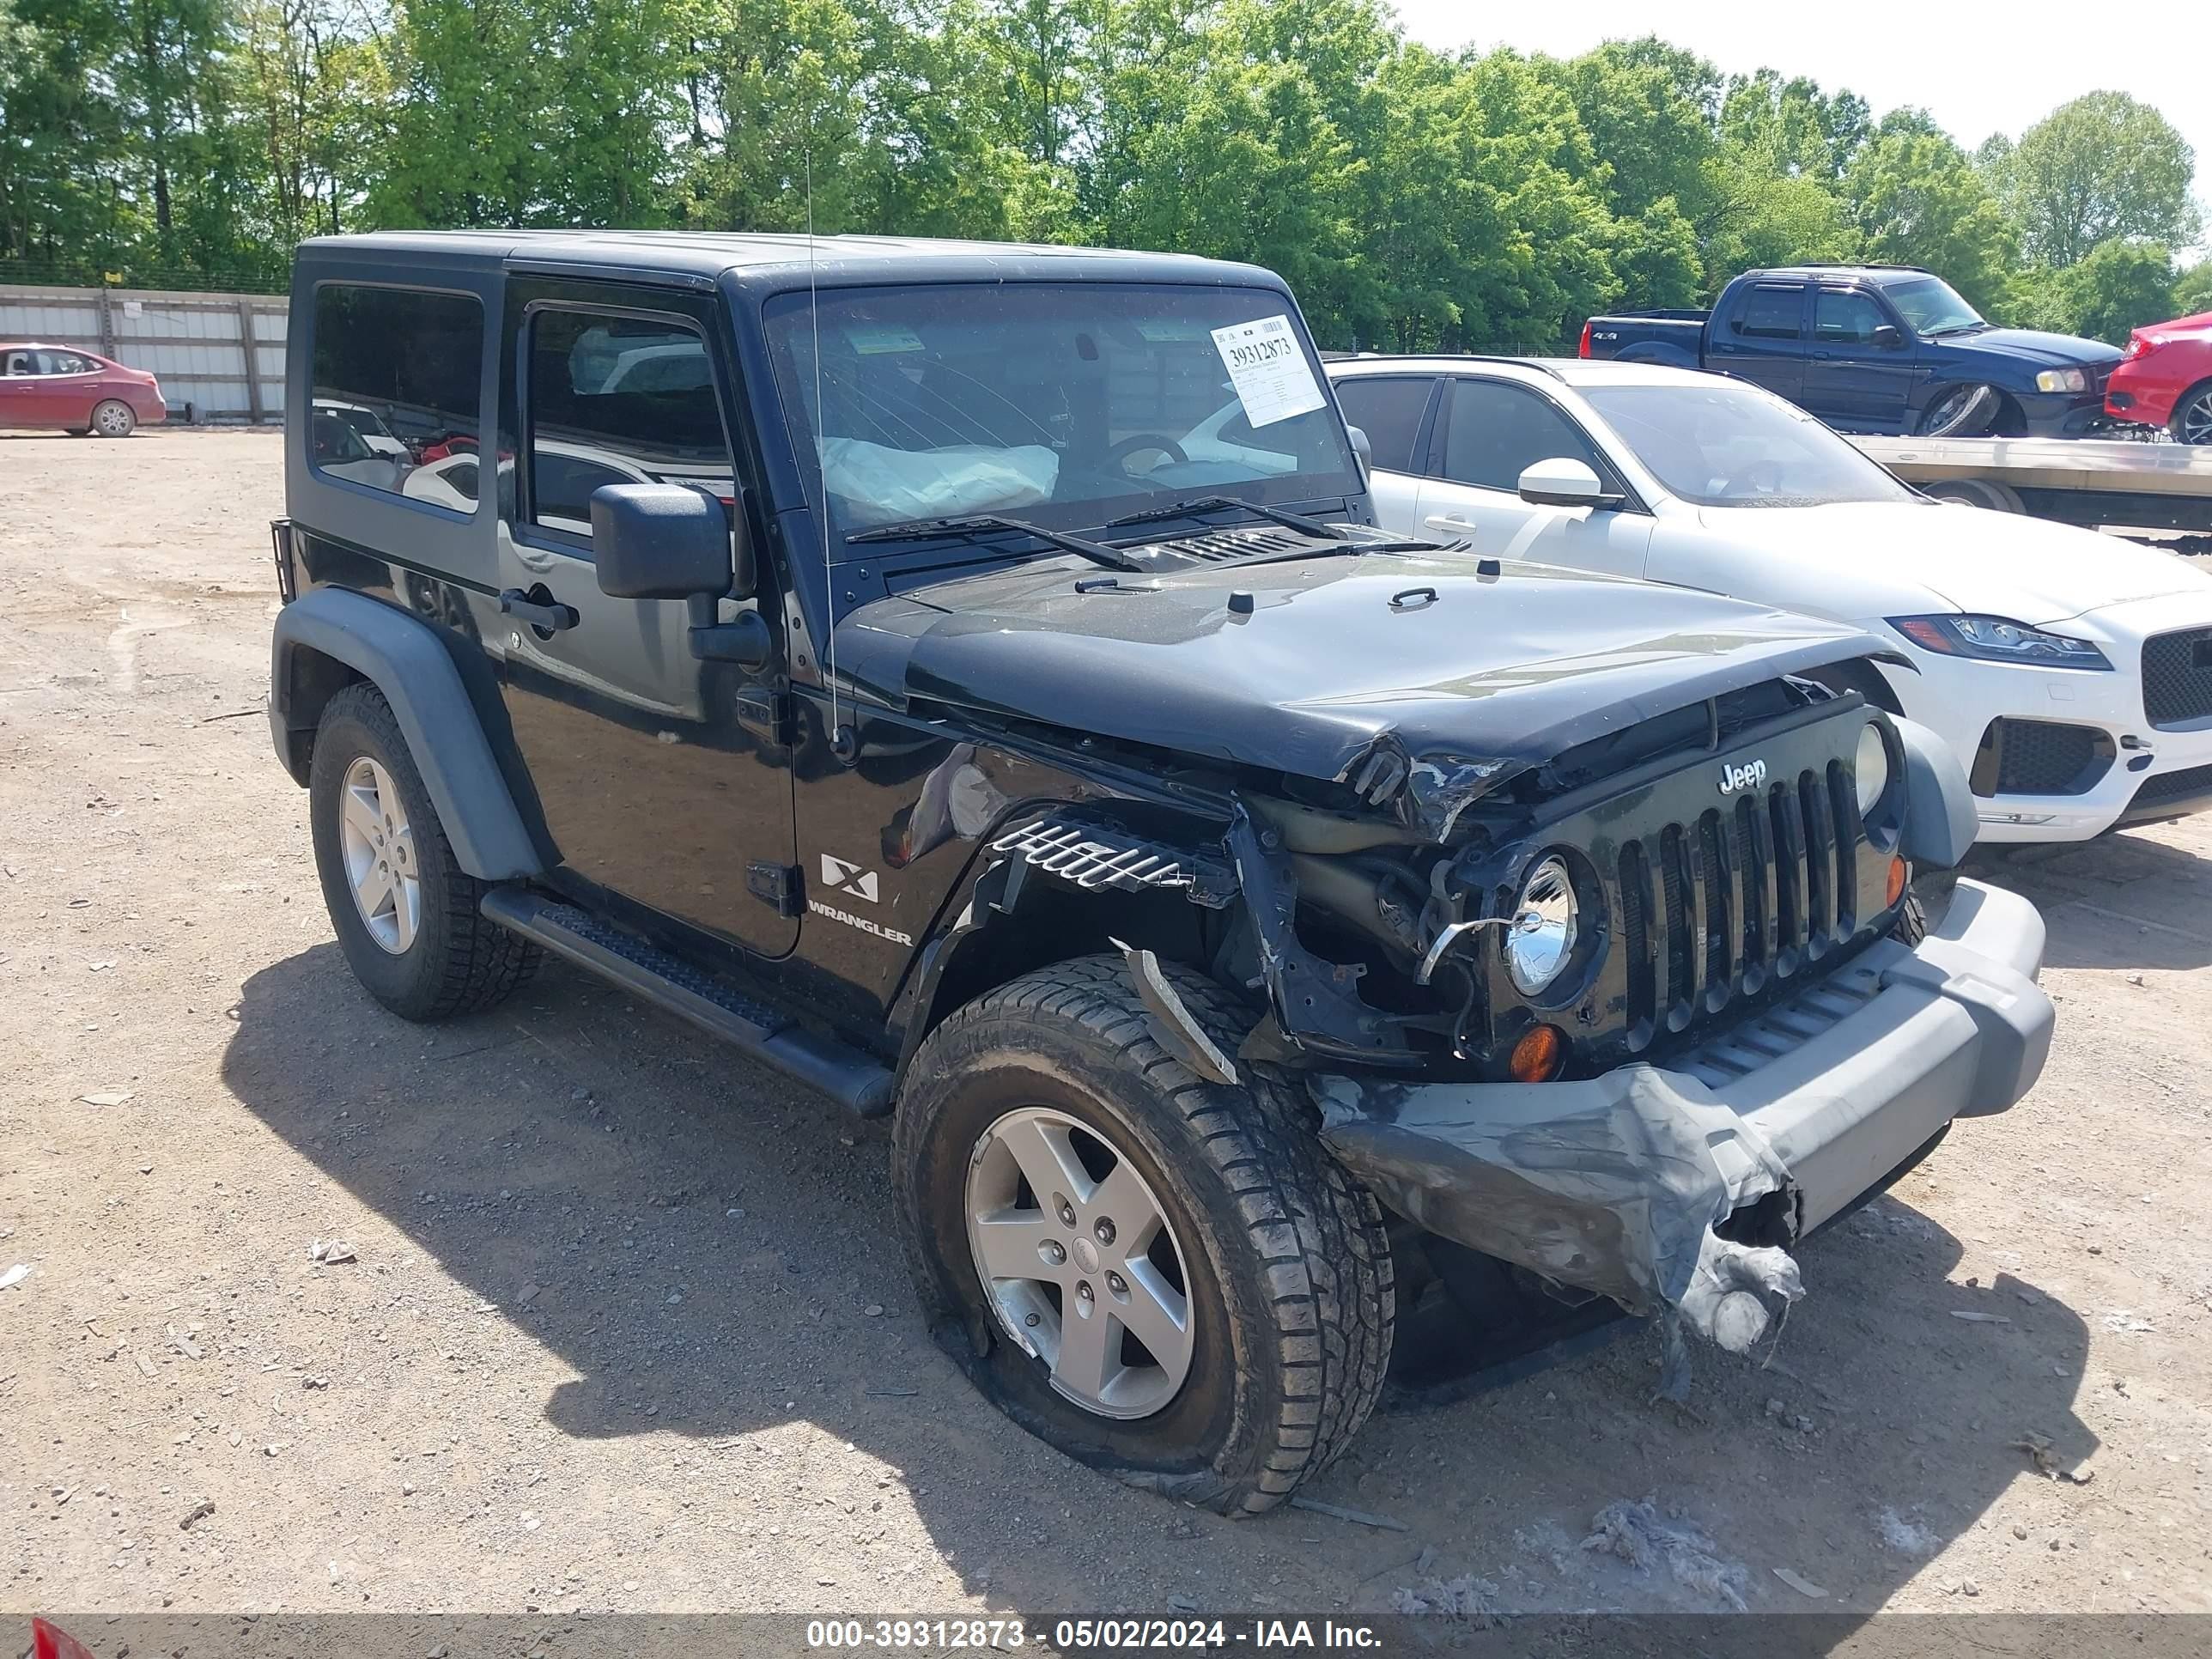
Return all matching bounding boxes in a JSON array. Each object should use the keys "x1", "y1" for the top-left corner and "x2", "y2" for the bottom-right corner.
[
  {"x1": 1415, "y1": 378, "x2": 1652, "y2": 577},
  {"x1": 491, "y1": 275, "x2": 799, "y2": 958}
]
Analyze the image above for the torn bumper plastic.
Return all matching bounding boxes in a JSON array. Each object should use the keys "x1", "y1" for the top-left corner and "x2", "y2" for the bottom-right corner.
[{"x1": 1313, "y1": 879, "x2": 2052, "y2": 1336}]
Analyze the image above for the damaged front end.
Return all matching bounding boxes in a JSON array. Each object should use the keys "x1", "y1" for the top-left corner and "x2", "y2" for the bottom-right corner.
[
  {"x1": 1310, "y1": 1066, "x2": 1808, "y2": 1397},
  {"x1": 1009, "y1": 672, "x2": 2039, "y2": 1392}
]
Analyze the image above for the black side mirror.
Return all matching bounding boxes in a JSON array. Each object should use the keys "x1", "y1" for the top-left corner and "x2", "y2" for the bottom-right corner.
[
  {"x1": 1345, "y1": 423, "x2": 1373, "y2": 480},
  {"x1": 590, "y1": 483, "x2": 746, "y2": 600},
  {"x1": 1872, "y1": 324, "x2": 1905, "y2": 350}
]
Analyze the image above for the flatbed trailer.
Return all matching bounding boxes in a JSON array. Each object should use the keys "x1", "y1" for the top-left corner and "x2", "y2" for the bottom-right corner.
[{"x1": 1850, "y1": 434, "x2": 2212, "y2": 553}]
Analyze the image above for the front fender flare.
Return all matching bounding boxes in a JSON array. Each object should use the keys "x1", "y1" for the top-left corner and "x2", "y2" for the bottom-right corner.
[
  {"x1": 270, "y1": 587, "x2": 544, "y2": 881},
  {"x1": 1894, "y1": 714, "x2": 1976, "y2": 869}
]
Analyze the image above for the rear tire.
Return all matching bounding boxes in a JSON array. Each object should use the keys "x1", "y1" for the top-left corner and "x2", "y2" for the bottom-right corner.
[
  {"x1": 89, "y1": 399, "x2": 137, "y2": 438},
  {"x1": 1917, "y1": 384, "x2": 2002, "y2": 438},
  {"x1": 2172, "y1": 382, "x2": 2212, "y2": 447},
  {"x1": 894, "y1": 954, "x2": 1393, "y2": 1515},
  {"x1": 308, "y1": 683, "x2": 540, "y2": 1021}
]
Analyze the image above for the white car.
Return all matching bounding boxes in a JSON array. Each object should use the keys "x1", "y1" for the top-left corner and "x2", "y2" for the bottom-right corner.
[
  {"x1": 399, "y1": 440, "x2": 732, "y2": 535},
  {"x1": 312, "y1": 398, "x2": 410, "y2": 459},
  {"x1": 1330, "y1": 356, "x2": 2212, "y2": 842}
]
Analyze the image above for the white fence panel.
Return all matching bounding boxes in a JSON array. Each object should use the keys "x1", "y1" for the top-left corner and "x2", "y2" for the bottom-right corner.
[{"x1": 0, "y1": 283, "x2": 287, "y2": 423}]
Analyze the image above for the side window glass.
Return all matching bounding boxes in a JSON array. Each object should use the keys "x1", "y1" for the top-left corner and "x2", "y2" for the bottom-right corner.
[
  {"x1": 524, "y1": 309, "x2": 733, "y2": 549},
  {"x1": 310, "y1": 285, "x2": 483, "y2": 499},
  {"x1": 3, "y1": 349, "x2": 38, "y2": 375},
  {"x1": 1732, "y1": 286, "x2": 1805, "y2": 341},
  {"x1": 1814, "y1": 291, "x2": 1885, "y2": 344},
  {"x1": 41, "y1": 351, "x2": 92, "y2": 374},
  {"x1": 1442, "y1": 380, "x2": 1605, "y2": 494},
  {"x1": 1332, "y1": 376, "x2": 1433, "y2": 472}
]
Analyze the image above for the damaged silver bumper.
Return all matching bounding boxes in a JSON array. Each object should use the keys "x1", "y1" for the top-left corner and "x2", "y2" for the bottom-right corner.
[{"x1": 1313, "y1": 879, "x2": 2051, "y2": 1358}]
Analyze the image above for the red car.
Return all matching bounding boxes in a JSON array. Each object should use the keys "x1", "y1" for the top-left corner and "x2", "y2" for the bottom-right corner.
[
  {"x1": 2106, "y1": 310, "x2": 2212, "y2": 445},
  {"x1": 0, "y1": 342, "x2": 167, "y2": 437}
]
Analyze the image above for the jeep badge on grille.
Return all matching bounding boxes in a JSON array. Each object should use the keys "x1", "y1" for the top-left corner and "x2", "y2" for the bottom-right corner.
[{"x1": 1719, "y1": 757, "x2": 1769, "y2": 795}]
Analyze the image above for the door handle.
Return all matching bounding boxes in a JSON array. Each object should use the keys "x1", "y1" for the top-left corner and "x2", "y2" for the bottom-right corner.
[
  {"x1": 1425, "y1": 514, "x2": 1476, "y2": 530},
  {"x1": 499, "y1": 588, "x2": 579, "y2": 631}
]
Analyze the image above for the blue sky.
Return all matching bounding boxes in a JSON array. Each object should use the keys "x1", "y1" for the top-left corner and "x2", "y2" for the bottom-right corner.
[{"x1": 1393, "y1": 2, "x2": 2209, "y2": 254}]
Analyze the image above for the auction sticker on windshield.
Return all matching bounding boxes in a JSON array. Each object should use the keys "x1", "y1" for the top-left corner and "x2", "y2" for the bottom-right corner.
[{"x1": 1212, "y1": 313, "x2": 1325, "y2": 428}]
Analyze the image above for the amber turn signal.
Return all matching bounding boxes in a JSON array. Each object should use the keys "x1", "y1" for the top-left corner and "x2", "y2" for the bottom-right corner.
[
  {"x1": 1509, "y1": 1024, "x2": 1566, "y2": 1084},
  {"x1": 1887, "y1": 856, "x2": 1907, "y2": 908}
]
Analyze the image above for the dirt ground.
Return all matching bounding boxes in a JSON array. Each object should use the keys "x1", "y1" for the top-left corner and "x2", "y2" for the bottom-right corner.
[{"x1": 3, "y1": 429, "x2": 2209, "y2": 1629}]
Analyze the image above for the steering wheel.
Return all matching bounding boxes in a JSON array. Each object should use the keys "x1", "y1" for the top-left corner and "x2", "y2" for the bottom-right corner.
[
  {"x1": 1107, "y1": 433, "x2": 1188, "y2": 473},
  {"x1": 1734, "y1": 459, "x2": 1785, "y2": 498}
]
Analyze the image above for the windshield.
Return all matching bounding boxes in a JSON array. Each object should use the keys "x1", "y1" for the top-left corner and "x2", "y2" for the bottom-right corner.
[
  {"x1": 1885, "y1": 276, "x2": 1984, "y2": 336},
  {"x1": 1581, "y1": 381, "x2": 1919, "y2": 508},
  {"x1": 761, "y1": 283, "x2": 1360, "y2": 556}
]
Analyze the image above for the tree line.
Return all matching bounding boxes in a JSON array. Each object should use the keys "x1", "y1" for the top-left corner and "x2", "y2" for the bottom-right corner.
[{"x1": 3, "y1": 0, "x2": 2206, "y2": 346}]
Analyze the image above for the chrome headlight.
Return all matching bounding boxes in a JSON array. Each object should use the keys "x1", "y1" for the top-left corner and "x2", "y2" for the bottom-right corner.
[
  {"x1": 1506, "y1": 856, "x2": 1578, "y2": 995},
  {"x1": 2034, "y1": 368, "x2": 2089, "y2": 393},
  {"x1": 1854, "y1": 721, "x2": 1891, "y2": 814}
]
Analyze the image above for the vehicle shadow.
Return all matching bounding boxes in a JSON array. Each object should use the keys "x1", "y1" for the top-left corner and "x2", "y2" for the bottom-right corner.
[
  {"x1": 222, "y1": 942, "x2": 2096, "y2": 1624},
  {"x1": 1954, "y1": 832, "x2": 2212, "y2": 971}
]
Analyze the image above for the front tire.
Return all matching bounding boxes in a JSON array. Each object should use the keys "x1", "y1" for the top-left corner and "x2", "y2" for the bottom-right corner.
[
  {"x1": 894, "y1": 955, "x2": 1393, "y2": 1515},
  {"x1": 89, "y1": 399, "x2": 137, "y2": 438},
  {"x1": 308, "y1": 683, "x2": 539, "y2": 1020},
  {"x1": 1917, "y1": 383, "x2": 2001, "y2": 438}
]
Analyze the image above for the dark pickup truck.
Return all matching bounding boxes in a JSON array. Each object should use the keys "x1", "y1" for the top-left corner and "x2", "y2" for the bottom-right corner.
[{"x1": 1581, "y1": 265, "x2": 2122, "y2": 439}]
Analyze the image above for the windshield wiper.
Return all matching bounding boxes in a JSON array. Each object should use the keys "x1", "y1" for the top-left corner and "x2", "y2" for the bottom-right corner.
[
  {"x1": 1922, "y1": 322, "x2": 1989, "y2": 337},
  {"x1": 1105, "y1": 495, "x2": 1346, "y2": 540},
  {"x1": 846, "y1": 514, "x2": 1143, "y2": 572}
]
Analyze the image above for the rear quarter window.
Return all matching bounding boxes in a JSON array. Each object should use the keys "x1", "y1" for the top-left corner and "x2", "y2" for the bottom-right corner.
[
  {"x1": 309, "y1": 285, "x2": 483, "y2": 500},
  {"x1": 1729, "y1": 285, "x2": 1806, "y2": 342}
]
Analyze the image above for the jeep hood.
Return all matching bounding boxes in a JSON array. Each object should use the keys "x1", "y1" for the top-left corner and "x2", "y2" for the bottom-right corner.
[{"x1": 833, "y1": 552, "x2": 1892, "y2": 836}]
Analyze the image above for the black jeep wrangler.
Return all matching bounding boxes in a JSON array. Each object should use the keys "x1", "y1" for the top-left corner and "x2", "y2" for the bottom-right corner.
[{"x1": 269, "y1": 231, "x2": 2053, "y2": 1514}]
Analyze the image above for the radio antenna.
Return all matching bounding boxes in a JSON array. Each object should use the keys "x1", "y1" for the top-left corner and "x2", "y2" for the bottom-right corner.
[{"x1": 806, "y1": 143, "x2": 839, "y2": 747}]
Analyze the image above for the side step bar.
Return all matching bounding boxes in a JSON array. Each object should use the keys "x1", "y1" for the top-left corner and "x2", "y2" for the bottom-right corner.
[{"x1": 480, "y1": 886, "x2": 896, "y2": 1117}]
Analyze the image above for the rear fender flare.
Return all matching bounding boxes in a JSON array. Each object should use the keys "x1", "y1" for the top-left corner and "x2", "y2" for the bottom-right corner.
[{"x1": 270, "y1": 586, "x2": 544, "y2": 880}]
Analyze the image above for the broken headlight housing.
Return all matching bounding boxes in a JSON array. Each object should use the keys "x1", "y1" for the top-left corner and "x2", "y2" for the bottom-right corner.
[
  {"x1": 1854, "y1": 720, "x2": 1891, "y2": 814},
  {"x1": 1504, "y1": 855, "x2": 1579, "y2": 995}
]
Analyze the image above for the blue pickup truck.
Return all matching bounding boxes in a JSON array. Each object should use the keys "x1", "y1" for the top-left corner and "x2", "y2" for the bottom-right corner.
[{"x1": 1579, "y1": 264, "x2": 2123, "y2": 438}]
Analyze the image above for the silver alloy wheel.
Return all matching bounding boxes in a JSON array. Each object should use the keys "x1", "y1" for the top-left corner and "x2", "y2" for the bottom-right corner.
[
  {"x1": 2181, "y1": 391, "x2": 2212, "y2": 447},
  {"x1": 337, "y1": 756, "x2": 420, "y2": 955},
  {"x1": 92, "y1": 399, "x2": 136, "y2": 437},
  {"x1": 963, "y1": 1106, "x2": 1195, "y2": 1419}
]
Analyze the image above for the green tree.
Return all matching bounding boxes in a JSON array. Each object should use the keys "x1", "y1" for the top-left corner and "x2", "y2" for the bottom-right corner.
[
  {"x1": 2009, "y1": 240, "x2": 2177, "y2": 343},
  {"x1": 1698, "y1": 145, "x2": 1857, "y2": 285},
  {"x1": 2176, "y1": 260, "x2": 2212, "y2": 319},
  {"x1": 1604, "y1": 197, "x2": 1702, "y2": 310},
  {"x1": 369, "y1": 0, "x2": 551, "y2": 228},
  {"x1": 1540, "y1": 35, "x2": 1717, "y2": 227},
  {"x1": 0, "y1": 0, "x2": 139, "y2": 274},
  {"x1": 1845, "y1": 114, "x2": 2016, "y2": 312},
  {"x1": 1719, "y1": 68, "x2": 1868, "y2": 184},
  {"x1": 1987, "y1": 91, "x2": 2199, "y2": 267}
]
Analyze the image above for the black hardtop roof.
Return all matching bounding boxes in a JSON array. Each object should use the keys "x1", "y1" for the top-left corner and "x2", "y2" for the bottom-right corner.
[{"x1": 294, "y1": 230, "x2": 1285, "y2": 296}]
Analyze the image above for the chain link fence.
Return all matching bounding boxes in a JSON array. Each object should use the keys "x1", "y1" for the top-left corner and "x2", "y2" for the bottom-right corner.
[{"x1": 0, "y1": 258, "x2": 289, "y2": 297}]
